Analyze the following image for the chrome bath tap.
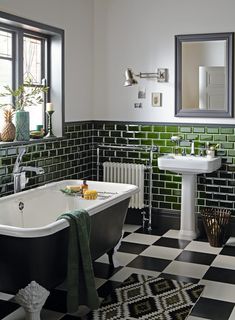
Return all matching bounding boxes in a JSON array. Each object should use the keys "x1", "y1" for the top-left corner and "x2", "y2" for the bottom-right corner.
[{"x1": 13, "y1": 147, "x2": 45, "y2": 193}]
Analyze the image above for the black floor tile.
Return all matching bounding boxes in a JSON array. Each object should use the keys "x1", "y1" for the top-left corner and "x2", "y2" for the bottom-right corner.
[
  {"x1": 190, "y1": 297, "x2": 234, "y2": 320},
  {"x1": 160, "y1": 273, "x2": 199, "y2": 284},
  {"x1": 97, "y1": 280, "x2": 121, "y2": 298},
  {"x1": 175, "y1": 250, "x2": 216, "y2": 265},
  {"x1": 93, "y1": 262, "x2": 121, "y2": 279},
  {"x1": 127, "y1": 255, "x2": 171, "y2": 272},
  {"x1": 122, "y1": 231, "x2": 131, "y2": 238},
  {"x1": 153, "y1": 237, "x2": 190, "y2": 249},
  {"x1": 220, "y1": 245, "x2": 235, "y2": 257},
  {"x1": 44, "y1": 288, "x2": 67, "y2": 313},
  {"x1": 118, "y1": 241, "x2": 148, "y2": 254},
  {"x1": 135, "y1": 227, "x2": 170, "y2": 236},
  {"x1": 203, "y1": 266, "x2": 235, "y2": 284},
  {"x1": 0, "y1": 300, "x2": 19, "y2": 319}
]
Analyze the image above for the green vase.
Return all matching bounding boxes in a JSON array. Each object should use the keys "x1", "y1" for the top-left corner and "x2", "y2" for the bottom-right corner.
[{"x1": 15, "y1": 110, "x2": 30, "y2": 141}]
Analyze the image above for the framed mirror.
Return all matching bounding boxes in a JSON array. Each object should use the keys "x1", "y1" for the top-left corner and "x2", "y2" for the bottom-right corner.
[{"x1": 175, "y1": 32, "x2": 234, "y2": 117}]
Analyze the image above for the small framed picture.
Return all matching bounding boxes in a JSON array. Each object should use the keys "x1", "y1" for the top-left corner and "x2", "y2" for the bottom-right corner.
[
  {"x1": 152, "y1": 92, "x2": 162, "y2": 107},
  {"x1": 138, "y1": 87, "x2": 146, "y2": 99}
]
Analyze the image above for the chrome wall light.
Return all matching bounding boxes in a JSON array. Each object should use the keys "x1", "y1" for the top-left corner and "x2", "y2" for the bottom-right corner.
[{"x1": 124, "y1": 68, "x2": 168, "y2": 87}]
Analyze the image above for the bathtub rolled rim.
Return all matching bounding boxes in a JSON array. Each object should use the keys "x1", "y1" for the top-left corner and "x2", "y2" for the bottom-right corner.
[{"x1": 0, "y1": 180, "x2": 139, "y2": 238}]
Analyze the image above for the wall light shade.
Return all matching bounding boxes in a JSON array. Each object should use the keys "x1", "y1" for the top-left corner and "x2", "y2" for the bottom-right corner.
[
  {"x1": 124, "y1": 68, "x2": 138, "y2": 87},
  {"x1": 123, "y1": 68, "x2": 168, "y2": 86}
]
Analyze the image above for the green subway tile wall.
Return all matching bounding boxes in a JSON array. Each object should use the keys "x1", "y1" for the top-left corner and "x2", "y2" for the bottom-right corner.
[
  {"x1": 0, "y1": 122, "x2": 93, "y2": 197},
  {"x1": 1, "y1": 121, "x2": 235, "y2": 217},
  {"x1": 93, "y1": 122, "x2": 235, "y2": 216}
]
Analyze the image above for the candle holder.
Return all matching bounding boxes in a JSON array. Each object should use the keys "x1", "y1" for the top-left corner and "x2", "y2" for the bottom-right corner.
[{"x1": 45, "y1": 110, "x2": 56, "y2": 138}]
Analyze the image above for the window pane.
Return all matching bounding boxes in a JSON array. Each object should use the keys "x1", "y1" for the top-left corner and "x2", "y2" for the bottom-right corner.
[
  {"x1": 24, "y1": 88, "x2": 44, "y2": 130},
  {"x1": 0, "y1": 30, "x2": 12, "y2": 58},
  {"x1": 0, "y1": 59, "x2": 12, "y2": 131},
  {"x1": 23, "y1": 36, "x2": 42, "y2": 84}
]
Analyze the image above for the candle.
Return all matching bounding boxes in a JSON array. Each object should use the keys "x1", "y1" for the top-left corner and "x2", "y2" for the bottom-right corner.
[{"x1": 46, "y1": 102, "x2": 54, "y2": 112}]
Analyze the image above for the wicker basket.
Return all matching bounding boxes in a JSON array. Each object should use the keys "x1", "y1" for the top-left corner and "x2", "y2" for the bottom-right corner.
[{"x1": 201, "y1": 208, "x2": 231, "y2": 247}]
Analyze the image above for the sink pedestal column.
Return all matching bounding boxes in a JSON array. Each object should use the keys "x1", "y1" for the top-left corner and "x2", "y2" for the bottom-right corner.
[{"x1": 179, "y1": 173, "x2": 199, "y2": 240}]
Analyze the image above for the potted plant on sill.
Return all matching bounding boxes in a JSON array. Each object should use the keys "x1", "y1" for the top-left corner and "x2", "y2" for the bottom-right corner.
[{"x1": 0, "y1": 79, "x2": 49, "y2": 142}]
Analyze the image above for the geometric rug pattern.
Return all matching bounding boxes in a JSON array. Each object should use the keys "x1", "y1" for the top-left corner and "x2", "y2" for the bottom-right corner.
[{"x1": 90, "y1": 273, "x2": 204, "y2": 319}]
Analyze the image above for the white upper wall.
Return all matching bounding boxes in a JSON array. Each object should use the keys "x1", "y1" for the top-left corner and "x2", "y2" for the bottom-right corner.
[
  {"x1": 93, "y1": 0, "x2": 235, "y2": 124},
  {"x1": 0, "y1": 0, "x2": 93, "y2": 122}
]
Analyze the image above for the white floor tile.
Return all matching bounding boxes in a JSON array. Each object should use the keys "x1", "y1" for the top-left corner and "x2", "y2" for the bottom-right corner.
[
  {"x1": 140, "y1": 245, "x2": 182, "y2": 260},
  {"x1": 184, "y1": 241, "x2": 222, "y2": 255},
  {"x1": 225, "y1": 237, "x2": 235, "y2": 247},
  {"x1": 211, "y1": 254, "x2": 235, "y2": 270},
  {"x1": 162, "y1": 229, "x2": 181, "y2": 238},
  {"x1": 123, "y1": 224, "x2": 141, "y2": 233},
  {"x1": 110, "y1": 266, "x2": 160, "y2": 282},
  {"x1": 0, "y1": 292, "x2": 14, "y2": 301},
  {"x1": 96, "y1": 251, "x2": 137, "y2": 267},
  {"x1": 199, "y1": 279, "x2": 235, "y2": 303},
  {"x1": 163, "y1": 229, "x2": 193, "y2": 240},
  {"x1": 123, "y1": 232, "x2": 159, "y2": 245},
  {"x1": 163, "y1": 261, "x2": 209, "y2": 279},
  {"x1": 228, "y1": 306, "x2": 235, "y2": 320}
]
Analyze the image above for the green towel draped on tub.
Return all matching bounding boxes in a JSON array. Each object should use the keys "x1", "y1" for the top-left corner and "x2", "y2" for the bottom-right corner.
[{"x1": 58, "y1": 209, "x2": 100, "y2": 313}]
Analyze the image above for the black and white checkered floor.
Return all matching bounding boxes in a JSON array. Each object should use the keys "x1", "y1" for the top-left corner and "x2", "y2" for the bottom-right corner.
[{"x1": 1, "y1": 224, "x2": 235, "y2": 320}]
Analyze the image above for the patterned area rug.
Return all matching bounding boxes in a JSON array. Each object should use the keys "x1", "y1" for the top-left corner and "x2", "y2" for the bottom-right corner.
[{"x1": 90, "y1": 274, "x2": 204, "y2": 320}]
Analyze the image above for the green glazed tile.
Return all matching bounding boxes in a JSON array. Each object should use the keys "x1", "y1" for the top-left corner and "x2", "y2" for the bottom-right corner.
[
  {"x1": 186, "y1": 134, "x2": 199, "y2": 140},
  {"x1": 220, "y1": 127, "x2": 234, "y2": 134},
  {"x1": 160, "y1": 133, "x2": 172, "y2": 139},
  {"x1": 123, "y1": 132, "x2": 133, "y2": 138},
  {"x1": 166, "y1": 196, "x2": 178, "y2": 203},
  {"x1": 166, "y1": 182, "x2": 178, "y2": 189},
  {"x1": 228, "y1": 135, "x2": 235, "y2": 142},
  {"x1": 166, "y1": 126, "x2": 178, "y2": 133},
  {"x1": 180, "y1": 127, "x2": 192, "y2": 133},
  {"x1": 159, "y1": 174, "x2": 172, "y2": 181},
  {"x1": 160, "y1": 188, "x2": 171, "y2": 195},
  {"x1": 221, "y1": 142, "x2": 234, "y2": 149},
  {"x1": 160, "y1": 202, "x2": 172, "y2": 209},
  {"x1": 228, "y1": 150, "x2": 235, "y2": 156},
  {"x1": 141, "y1": 125, "x2": 152, "y2": 132},
  {"x1": 193, "y1": 127, "x2": 205, "y2": 133},
  {"x1": 135, "y1": 132, "x2": 146, "y2": 139},
  {"x1": 116, "y1": 124, "x2": 127, "y2": 130},
  {"x1": 153, "y1": 126, "x2": 165, "y2": 132},
  {"x1": 147, "y1": 133, "x2": 159, "y2": 139},
  {"x1": 173, "y1": 176, "x2": 181, "y2": 182},
  {"x1": 173, "y1": 189, "x2": 181, "y2": 196},
  {"x1": 159, "y1": 147, "x2": 173, "y2": 153},
  {"x1": 141, "y1": 139, "x2": 152, "y2": 145},
  {"x1": 200, "y1": 134, "x2": 213, "y2": 141},
  {"x1": 128, "y1": 125, "x2": 139, "y2": 131},
  {"x1": 153, "y1": 140, "x2": 165, "y2": 146},
  {"x1": 213, "y1": 135, "x2": 227, "y2": 142},
  {"x1": 173, "y1": 203, "x2": 181, "y2": 210},
  {"x1": 207, "y1": 127, "x2": 219, "y2": 134}
]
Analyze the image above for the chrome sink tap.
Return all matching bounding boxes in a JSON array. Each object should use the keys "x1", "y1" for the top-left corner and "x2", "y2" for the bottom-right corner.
[
  {"x1": 13, "y1": 147, "x2": 45, "y2": 193},
  {"x1": 189, "y1": 140, "x2": 195, "y2": 156}
]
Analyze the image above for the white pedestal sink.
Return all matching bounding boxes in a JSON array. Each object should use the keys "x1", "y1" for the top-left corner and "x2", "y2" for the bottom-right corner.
[{"x1": 158, "y1": 154, "x2": 221, "y2": 239}]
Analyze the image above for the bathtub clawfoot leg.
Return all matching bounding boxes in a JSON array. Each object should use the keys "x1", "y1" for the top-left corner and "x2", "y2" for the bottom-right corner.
[
  {"x1": 107, "y1": 248, "x2": 114, "y2": 268},
  {"x1": 15, "y1": 281, "x2": 50, "y2": 320}
]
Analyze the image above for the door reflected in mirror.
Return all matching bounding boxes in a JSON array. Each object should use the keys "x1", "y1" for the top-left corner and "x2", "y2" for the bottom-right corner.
[{"x1": 175, "y1": 33, "x2": 233, "y2": 118}]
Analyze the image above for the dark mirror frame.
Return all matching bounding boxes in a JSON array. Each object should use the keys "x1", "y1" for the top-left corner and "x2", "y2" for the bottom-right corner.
[{"x1": 175, "y1": 32, "x2": 234, "y2": 118}]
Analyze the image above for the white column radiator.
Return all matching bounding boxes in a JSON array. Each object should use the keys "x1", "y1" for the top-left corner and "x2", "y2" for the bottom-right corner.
[{"x1": 103, "y1": 162, "x2": 145, "y2": 209}]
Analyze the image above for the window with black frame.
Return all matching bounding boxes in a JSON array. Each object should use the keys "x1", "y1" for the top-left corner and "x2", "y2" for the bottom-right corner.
[{"x1": 0, "y1": 11, "x2": 64, "y2": 142}]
